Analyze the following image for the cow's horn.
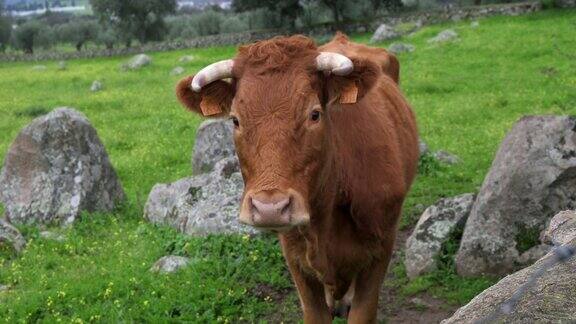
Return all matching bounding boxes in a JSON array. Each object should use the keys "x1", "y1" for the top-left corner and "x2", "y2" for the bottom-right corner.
[
  {"x1": 191, "y1": 59, "x2": 234, "y2": 92},
  {"x1": 316, "y1": 52, "x2": 354, "y2": 76}
]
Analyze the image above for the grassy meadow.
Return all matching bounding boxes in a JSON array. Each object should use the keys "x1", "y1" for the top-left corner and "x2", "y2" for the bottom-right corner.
[{"x1": 1, "y1": 8, "x2": 575, "y2": 322}]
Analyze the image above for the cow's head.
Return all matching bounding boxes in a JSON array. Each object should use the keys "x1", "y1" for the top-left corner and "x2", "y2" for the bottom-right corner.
[{"x1": 176, "y1": 35, "x2": 378, "y2": 232}]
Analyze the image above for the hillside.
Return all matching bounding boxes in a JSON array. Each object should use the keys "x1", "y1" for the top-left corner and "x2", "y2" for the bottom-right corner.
[{"x1": 1, "y1": 8, "x2": 575, "y2": 322}]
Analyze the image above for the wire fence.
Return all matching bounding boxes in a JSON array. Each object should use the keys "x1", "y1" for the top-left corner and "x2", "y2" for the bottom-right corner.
[{"x1": 474, "y1": 243, "x2": 576, "y2": 324}]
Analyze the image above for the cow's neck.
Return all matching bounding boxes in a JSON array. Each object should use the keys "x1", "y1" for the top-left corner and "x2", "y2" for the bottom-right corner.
[{"x1": 298, "y1": 134, "x2": 340, "y2": 284}]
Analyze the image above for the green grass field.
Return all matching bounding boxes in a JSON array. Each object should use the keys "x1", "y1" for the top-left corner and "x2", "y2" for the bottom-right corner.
[{"x1": 1, "y1": 8, "x2": 575, "y2": 322}]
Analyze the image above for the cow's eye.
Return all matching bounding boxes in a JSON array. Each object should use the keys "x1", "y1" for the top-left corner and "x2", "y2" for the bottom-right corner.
[
  {"x1": 310, "y1": 110, "x2": 321, "y2": 122},
  {"x1": 231, "y1": 116, "x2": 240, "y2": 128}
]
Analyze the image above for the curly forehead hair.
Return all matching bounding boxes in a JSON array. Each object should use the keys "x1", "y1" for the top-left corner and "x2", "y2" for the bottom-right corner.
[{"x1": 234, "y1": 35, "x2": 319, "y2": 75}]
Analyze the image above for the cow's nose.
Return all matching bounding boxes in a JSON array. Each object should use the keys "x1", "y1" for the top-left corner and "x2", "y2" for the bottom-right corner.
[{"x1": 250, "y1": 192, "x2": 292, "y2": 228}]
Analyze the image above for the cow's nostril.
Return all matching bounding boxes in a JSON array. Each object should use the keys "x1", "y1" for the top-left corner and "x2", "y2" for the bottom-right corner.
[{"x1": 250, "y1": 194, "x2": 291, "y2": 227}]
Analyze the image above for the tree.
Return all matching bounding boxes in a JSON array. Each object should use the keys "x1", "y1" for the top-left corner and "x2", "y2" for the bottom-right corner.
[
  {"x1": 90, "y1": 0, "x2": 176, "y2": 46},
  {"x1": 11, "y1": 20, "x2": 42, "y2": 54},
  {"x1": 233, "y1": 0, "x2": 301, "y2": 30},
  {"x1": 0, "y1": 0, "x2": 12, "y2": 52},
  {"x1": 59, "y1": 19, "x2": 100, "y2": 51},
  {"x1": 319, "y1": 0, "x2": 347, "y2": 28},
  {"x1": 96, "y1": 25, "x2": 118, "y2": 50}
]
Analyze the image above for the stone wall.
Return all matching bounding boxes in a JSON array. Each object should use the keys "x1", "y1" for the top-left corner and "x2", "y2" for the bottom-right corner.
[{"x1": 0, "y1": 1, "x2": 542, "y2": 63}]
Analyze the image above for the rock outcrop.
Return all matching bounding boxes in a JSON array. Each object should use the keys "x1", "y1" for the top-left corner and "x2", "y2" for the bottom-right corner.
[
  {"x1": 405, "y1": 194, "x2": 475, "y2": 278},
  {"x1": 0, "y1": 108, "x2": 125, "y2": 225},
  {"x1": 0, "y1": 218, "x2": 26, "y2": 254},
  {"x1": 192, "y1": 119, "x2": 236, "y2": 174},
  {"x1": 456, "y1": 116, "x2": 576, "y2": 277},
  {"x1": 443, "y1": 211, "x2": 576, "y2": 323},
  {"x1": 144, "y1": 157, "x2": 254, "y2": 235}
]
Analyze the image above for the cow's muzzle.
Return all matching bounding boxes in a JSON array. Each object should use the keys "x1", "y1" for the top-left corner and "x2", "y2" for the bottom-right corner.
[{"x1": 239, "y1": 189, "x2": 310, "y2": 231}]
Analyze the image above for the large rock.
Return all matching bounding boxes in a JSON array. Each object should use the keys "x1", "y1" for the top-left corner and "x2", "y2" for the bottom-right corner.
[
  {"x1": 370, "y1": 24, "x2": 399, "y2": 43},
  {"x1": 0, "y1": 218, "x2": 26, "y2": 254},
  {"x1": 456, "y1": 116, "x2": 576, "y2": 277},
  {"x1": 192, "y1": 119, "x2": 236, "y2": 174},
  {"x1": 405, "y1": 193, "x2": 475, "y2": 279},
  {"x1": 144, "y1": 156, "x2": 254, "y2": 235},
  {"x1": 0, "y1": 108, "x2": 125, "y2": 225},
  {"x1": 443, "y1": 212, "x2": 576, "y2": 323}
]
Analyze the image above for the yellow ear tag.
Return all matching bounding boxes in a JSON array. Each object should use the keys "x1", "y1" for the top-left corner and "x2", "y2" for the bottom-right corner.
[
  {"x1": 340, "y1": 82, "x2": 358, "y2": 104},
  {"x1": 200, "y1": 96, "x2": 223, "y2": 116}
]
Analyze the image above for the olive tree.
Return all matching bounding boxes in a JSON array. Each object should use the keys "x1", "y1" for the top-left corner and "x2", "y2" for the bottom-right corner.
[
  {"x1": 11, "y1": 20, "x2": 42, "y2": 54},
  {"x1": 90, "y1": 0, "x2": 176, "y2": 46},
  {"x1": 58, "y1": 19, "x2": 100, "y2": 51},
  {"x1": 0, "y1": 0, "x2": 11, "y2": 52}
]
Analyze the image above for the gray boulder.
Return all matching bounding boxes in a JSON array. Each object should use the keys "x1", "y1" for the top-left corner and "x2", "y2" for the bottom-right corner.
[
  {"x1": 192, "y1": 118, "x2": 236, "y2": 174},
  {"x1": 443, "y1": 213, "x2": 576, "y2": 323},
  {"x1": 39, "y1": 231, "x2": 66, "y2": 242},
  {"x1": 144, "y1": 156, "x2": 255, "y2": 235},
  {"x1": 57, "y1": 61, "x2": 67, "y2": 71},
  {"x1": 90, "y1": 80, "x2": 103, "y2": 92},
  {"x1": 428, "y1": 29, "x2": 458, "y2": 43},
  {"x1": 419, "y1": 139, "x2": 429, "y2": 157},
  {"x1": 370, "y1": 24, "x2": 399, "y2": 43},
  {"x1": 150, "y1": 255, "x2": 190, "y2": 273},
  {"x1": 0, "y1": 108, "x2": 125, "y2": 225},
  {"x1": 542, "y1": 210, "x2": 576, "y2": 245},
  {"x1": 470, "y1": 21, "x2": 480, "y2": 28},
  {"x1": 432, "y1": 150, "x2": 460, "y2": 165},
  {"x1": 0, "y1": 218, "x2": 26, "y2": 254},
  {"x1": 405, "y1": 193, "x2": 475, "y2": 279},
  {"x1": 170, "y1": 66, "x2": 185, "y2": 76},
  {"x1": 178, "y1": 55, "x2": 195, "y2": 63},
  {"x1": 123, "y1": 54, "x2": 151, "y2": 70},
  {"x1": 456, "y1": 116, "x2": 576, "y2": 277},
  {"x1": 388, "y1": 43, "x2": 415, "y2": 54}
]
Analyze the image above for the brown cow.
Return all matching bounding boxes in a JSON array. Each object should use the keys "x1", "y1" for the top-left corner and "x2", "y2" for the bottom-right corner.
[{"x1": 176, "y1": 33, "x2": 418, "y2": 323}]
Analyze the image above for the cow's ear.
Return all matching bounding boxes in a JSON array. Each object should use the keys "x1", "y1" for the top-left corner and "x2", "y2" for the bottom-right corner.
[
  {"x1": 176, "y1": 76, "x2": 235, "y2": 118},
  {"x1": 324, "y1": 57, "x2": 380, "y2": 105}
]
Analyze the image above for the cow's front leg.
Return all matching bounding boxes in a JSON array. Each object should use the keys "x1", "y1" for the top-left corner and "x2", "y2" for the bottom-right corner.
[
  {"x1": 347, "y1": 234, "x2": 395, "y2": 324},
  {"x1": 347, "y1": 258, "x2": 389, "y2": 323},
  {"x1": 280, "y1": 235, "x2": 331, "y2": 323},
  {"x1": 285, "y1": 259, "x2": 332, "y2": 323}
]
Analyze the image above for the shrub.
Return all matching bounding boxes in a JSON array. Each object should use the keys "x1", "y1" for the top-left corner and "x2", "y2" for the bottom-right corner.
[
  {"x1": 166, "y1": 16, "x2": 199, "y2": 40},
  {"x1": 193, "y1": 10, "x2": 224, "y2": 36},
  {"x1": 221, "y1": 16, "x2": 249, "y2": 34}
]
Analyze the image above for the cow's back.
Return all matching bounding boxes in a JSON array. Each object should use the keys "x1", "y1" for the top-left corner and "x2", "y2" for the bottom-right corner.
[{"x1": 320, "y1": 34, "x2": 419, "y2": 237}]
